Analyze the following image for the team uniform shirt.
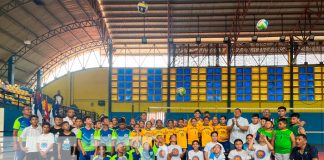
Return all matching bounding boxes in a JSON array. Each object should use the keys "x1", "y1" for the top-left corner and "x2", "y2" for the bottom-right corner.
[
  {"x1": 110, "y1": 152, "x2": 132, "y2": 160},
  {"x1": 213, "y1": 124, "x2": 230, "y2": 142},
  {"x1": 274, "y1": 129, "x2": 293, "y2": 154},
  {"x1": 76, "y1": 127, "x2": 96, "y2": 152},
  {"x1": 13, "y1": 116, "x2": 31, "y2": 140},
  {"x1": 141, "y1": 129, "x2": 154, "y2": 146},
  {"x1": 188, "y1": 150, "x2": 204, "y2": 160},
  {"x1": 128, "y1": 149, "x2": 141, "y2": 160},
  {"x1": 227, "y1": 117, "x2": 249, "y2": 144},
  {"x1": 156, "y1": 145, "x2": 168, "y2": 160},
  {"x1": 186, "y1": 125, "x2": 199, "y2": 145},
  {"x1": 140, "y1": 148, "x2": 154, "y2": 160},
  {"x1": 289, "y1": 124, "x2": 304, "y2": 136},
  {"x1": 93, "y1": 155, "x2": 111, "y2": 160},
  {"x1": 188, "y1": 118, "x2": 204, "y2": 127},
  {"x1": 248, "y1": 123, "x2": 261, "y2": 135},
  {"x1": 58, "y1": 132, "x2": 76, "y2": 154},
  {"x1": 198, "y1": 125, "x2": 213, "y2": 147},
  {"x1": 99, "y1": 128, "x2": 117, "y2": 152},
  {"x1": 174, "y1": 127, "x2": 188, "y2": 149},
  {"x1": 130, "y1": 131, "x2": 142, "y2": 144},
  {"x1": 37, "y1": 133, "x2": 55, "y2": 152},
  {"x1": 256, "y1": 128, "x2": 273, "y2": 141},
  {"x1": 20, "y1": 125, "x2": 42, "y2": 153},
  {"x1": 204, "y1": 142, "x2": 225, "y2": 158},
  {"x1": 72, "y1": 127, "x2": 80, "y2": 135},
  {"x1": 163, "y1": 128, "x2": 174, "y2": 144},
  {"x1": 209, "y1": 152, "x2": 226, "y2": 160},
  {"x1": 274, "y1": 117, "x2": 291, "y2": 130},
  {"x1": 250, "y1": 143, "x2": 271, "y2": 160},
  {"x1": 115, "y1": 128, "x2": 131, "y2": 147},
  {"x1": 228, "y1": 149, "x2": 251, "y2": 160},
  {"x1": 152, "y1": 128, "x2": 164, "y2": 138},
  {"x1": 168, "y1": 144, "x2": 183, "y2": 160}
]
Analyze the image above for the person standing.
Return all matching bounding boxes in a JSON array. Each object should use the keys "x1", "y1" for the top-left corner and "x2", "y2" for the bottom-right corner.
[
  {"x1": 53, "y1": 90, "x2": 63, "y2": 117},
  {"x1": 33, "y1": 90, "x2": 43, "y2": 116},
  {"x1": 58, "y1": 121, "x2": 76, "y2": 160},
  {"x1": 186, "y1": 118, "x2": 199, "y2": 151},
  {"x1": 247, "y1": 113, "x2": 261, "y2": 139},
  {"x1": 19, "y1": 115, "x2": 42, "y2": 160},
  {"x1": 50, "y1": 116, "x2": 63, "y2": 160},
  {"x1": 115, "y1": 118, "x2": 131, "y2": 151},
  {"x1": 99, "y1": 116, "x2": 117, "y2": 156},
  {"x1": 248, "y1": 133, "x2": 273, "y2": 160},
  {"x1": 199, "y1": 117, "x2": 214, "y2": 148},
  {"x1": 77, "y1": 116, "x2": 96, "y2": 160},
  {"x1": 13, "y1": 106, "x2": 31, "y2": 160},
  {"x1": 37, "y1": 122, "x2": 55, "y2": 160},
  {"x1": 214, "y1": 115, "x2": 230, "y2": 154},
  {"x1": 163, "y1": 120, "x2": 174, "y2": 145},
  {"x1": 227, "y1": 108, "x2": 249, "y2": 149}
]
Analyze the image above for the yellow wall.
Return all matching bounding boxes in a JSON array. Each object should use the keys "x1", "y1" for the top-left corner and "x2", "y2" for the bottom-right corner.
[{"x1": 42, "y1": 67, "x2": 324, "y2": 115}]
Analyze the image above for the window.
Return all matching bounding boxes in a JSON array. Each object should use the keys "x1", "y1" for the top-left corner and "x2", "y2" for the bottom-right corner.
[
  {"x1": 268, "y1": 67, "x2": 283, "y2": 101},
  {"x1": 299, "y1": 66, "x2": 314, "y2": 101},
  {"x1": 118, "y1": 68, "x2": 133, "y2": 102},
  {"x1": 206, "y1": 67, "x2": 222, "y2": 101},
  {"x1": 147, "y1": 68, "x2": 162, "y2": 102},
  {"x1": 176, "y1": 68, "x2": 191, "y2": 102},
  {"x1": 236, "y1": 67, "x2": 252, "y2": 101}
]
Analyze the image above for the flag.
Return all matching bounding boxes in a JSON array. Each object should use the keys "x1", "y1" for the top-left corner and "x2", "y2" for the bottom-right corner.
[{"x1": 44, "y1": 96, "x2": 49, "y2": 122}]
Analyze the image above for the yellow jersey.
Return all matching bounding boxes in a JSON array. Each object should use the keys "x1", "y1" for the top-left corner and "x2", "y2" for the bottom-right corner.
[
  {"x1": 141, "y1": 129, "x2": 153, "y2": 146},
  {"x1": 187, "y1": 126, "x2": 199, "y2": 145},
  {"x1": 174, "y1": 127, "x2": 188, "y2": 149},
  {"x1": 163, "y1": 128, "x2": 174, "y2": 145},
  {"x1": 152, "y1": 128, "x2": 164, "y2": 138},
  {"x1": 130, "y1": 131, "x2": 142, "y2": 143},
  {"x1": 188, "y1": 118, "x2": 204, "y2": 127},
  {"x1": 199, "y1": 125, "x2": 213, "y2": 147},
  {"x1": 214, "y1": 124, "x2": 229, "y2": 142}
]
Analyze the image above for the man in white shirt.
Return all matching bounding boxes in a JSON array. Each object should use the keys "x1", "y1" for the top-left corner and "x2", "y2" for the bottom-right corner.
[
  {"x1": 19, "y1": 115, "x2": 42, "y2": 159},
  {"x1": 248, "y1": 113, "x2": 261, "y2": 138},
  {"x1": 37, "y1": 122, "x2": 55, "y2": 159},
  {"x1": 227, "y1": 108, "x2": 249, "y2": 149},
  {"x1": 63, "y1": 108, "x2": 75, "y2": 126}
]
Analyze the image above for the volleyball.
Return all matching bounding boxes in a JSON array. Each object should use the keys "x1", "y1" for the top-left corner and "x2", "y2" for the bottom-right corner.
[
  {"x1": 256, "y1": 19, "x2": 268, "y2": 31},
  {"x1": 137, "y1": 1, "x2": 148, "y2": 14},
  {"x1": 176, "y1": 87, "x2": 186, "y2": 96}
]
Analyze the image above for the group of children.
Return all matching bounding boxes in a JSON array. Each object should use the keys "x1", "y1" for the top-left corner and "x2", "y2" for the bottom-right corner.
[{"x1": 13, "y1": 106, "x2": 318, "y2": 160}]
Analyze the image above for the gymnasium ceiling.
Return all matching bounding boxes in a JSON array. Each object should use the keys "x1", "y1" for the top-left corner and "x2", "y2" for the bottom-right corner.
[{"x1": 0, "y1": 0, "x2": 323, "y2": 85}]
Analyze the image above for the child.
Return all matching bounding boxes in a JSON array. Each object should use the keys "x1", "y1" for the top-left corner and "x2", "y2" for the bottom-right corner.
[
  {"x1": 156, "y1": 135, "x2": 168, "y2": 160},
  {"x1": 199, "y1": 117, "x2": 213, "y2": 148},
  {"x1": 186, "y1": 118, "x2": 199, "y2": 151},
  {"x1": 260, "y1": 117, "x2": 267, "y2": 128},
  {"x1": 214, "y1": 116, "x2": 230, "y2": 153},
  {"x1": 128, "y1": 140, "x2": 141, "y2": 160},
  {"x1": 130, "y1": 123, "x2": 142, "y2": 146},
  {"x1": 209, "y1": 144, "x2": 226, "y2": 160},
  {"x1": 77, "y1": 116, "x2": 96, "y2": 160},
  {"x1": 247, "y1": 113, "x2": 261, "y2": 137},
  {"x1": 99, "y1": 117, "x2": 116, "y2": 156},
  {"x1": 228, "y1": 139, "x2": 251, "y2": 160},
  {"x1": 211, "y1": 116, "x2": 219, "y2": 130},
  {"x1": 94, "y1": 121, "x2": 102, "y2": 147},
  {"x1": 93, "y1": 145, "x2": 110, "y2": 160},
  {"x1": 289, "y1": 113, "x2": 306, "y2": 136},
  {"x1": 141, "y1": 121, "x2": 154, "y2": 147},
  {"x1": 37, "y1": 122, "x2": 55, "y2": 160},
  {"x1": 256, "y1": 118, "x2": 273, "y2": 142},
  {"x1": 58, "y1": 121, "x2": 76, "y2": 160},
  {"x1": 187, "y1": 140, "x2": 204, "y2": 160},
  {"x1": 204, "y1": 131, "x2": 225, "y2": 160},
  {"x1": 139, "y1": 120, "x2": 145, "y2": 129},
  {"x1": 167, "y1": 134, "x2": 185, "y2": 160},
  {"x1": 19, "y1": 115, "x2": 42, "y2": 160},
  {"x1": 140, "y1": 142, "x2": 154, "y2": 160},
  {"x1": 163, "y1": 120, "x2": 174, "y2": 145},
  {"x1": 173, "y1": 119, "x2": 187, "y2": 154},
  {"x1": 271, "y1": 118, "x2": 295, "y2": 160},
  {"x1": 248, "y1": 134, "x2": 273, "y2": 160},
  {"x1": 110, "y1": 143, "x2": 132, "y2": 160},
  {"x1": 243, "y1": 134, "x2": 254, "y2": 151}
]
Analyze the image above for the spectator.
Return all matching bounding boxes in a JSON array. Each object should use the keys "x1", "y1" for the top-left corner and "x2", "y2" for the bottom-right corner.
[
  {"x1": 13, "y1": 106, "x2": 31, "y2": 160},
  {"x1": 53, "y1": 90, "x2": 63, "y2": 117},
  {"x1": 19, "y1": 115, "x2": 42, "y2": 160},
  {"x1": 247, "y1": 113, "x2": 261, "y2": 138},
  {"x1": 33, "y1": 90, "x2": 43, "y2": 116},
  {"x1": 290, "y1": 134, "x2": 319, "y2": 160},
  {"x1": 63, "y1": 108, "x2": 75, "y2": 126},
  {"x1": 77, "y1": 116, "x2": 96, "y2": 160},
  {"x1": 228, "y1": 139, "x2": 251, "y2": 160},
  {"x1": 153, "y1": 119, "x2": 164, "y2": 138},
  {"x1": 58, "y1": 121, "x2": 76, "y2": 160},
  {"x1": 149, "y1": 118, "x2": 156, "y2": 130},
  {"x1": 37, "y1": 122, "x2": 55, "y2": 159},
  {"x1": 50, "y1": 116, "x2": 63, "y2": 160},
  {"x1": 271, "y1": 118, "x2": 295, "y2": 160},
  {"x1": 227, "y1": 108, "x2": 249, "y2": 148}
]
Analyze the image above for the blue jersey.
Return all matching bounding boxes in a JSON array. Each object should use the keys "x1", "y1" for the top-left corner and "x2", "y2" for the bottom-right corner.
[
  {"x1": 115, "y1": 128, "x2": 131, "y2": 146},
  {"x1": 13, "y1": 116, "x2": 31, "y2": 138},
  {"x1": 77, "y1": 127, "x2": 95, "y2": 151},
  {"x1": 100, "y1": 128, "x2": 116, "y2": 152},
  {"x1": 93, "y1": 155, "x2": 111, "y2": 160}
]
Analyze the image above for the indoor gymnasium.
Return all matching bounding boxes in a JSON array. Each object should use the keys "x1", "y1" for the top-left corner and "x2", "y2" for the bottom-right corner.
[{"x1": 0, "y1": 0, "x2": 324, "y2": 160}]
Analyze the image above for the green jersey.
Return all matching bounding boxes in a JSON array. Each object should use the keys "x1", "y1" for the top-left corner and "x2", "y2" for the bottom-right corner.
[
  {"x1": 288, "y1": 124, "x2": 301, "y2": 136},
  {"x1": 274, "y1": 129, "x2": 293, "y2": 154},
  {"x1": 77, "y1": 127, "x2": 96, "y2": 152},
  {"x1": 274, "y1": 117, "x2": 291, "y2": 130},
  {"x1": 257, "y1": 128, "x2": 273, "y2": 140},
  {"x1": 13, "y1": 116, "x2": 30, "y2": 141}
]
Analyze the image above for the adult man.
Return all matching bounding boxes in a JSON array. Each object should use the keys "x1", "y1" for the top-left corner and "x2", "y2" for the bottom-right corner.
[
  {"x1": 227, "y1": 108, "x2": 249, "y2": 148},
  {"x1": 63, "y1": 108, "x2": 75, "y2": 126},
  {"x1": 115, "y1": 118, "x2": 131, "y2": 151},
  {"x1": 247, "y1": 113, "x2": 261, "y2": 138},
  {"x1": 262, "y1": 109, "x2": 271, "y2": 120},
  {"x1": 77, "y1": 116, "x2": 96, "y2": 160},
  {"x1": 140, "y1": 112, "x2": 148, "y2": 122},
  {"x1": 188, "y1": 109, "x2": 203, "y2": 127},
  {"x1": 290, "y1": 134, "x2": 319, "y2": 160},
  {"x1": 13, "y1": 106, "x2": 31, "y2": 160},
  {"x1": 99, "y1": 116, "x2": 116, "y2": 156},
  {"x1": 53, "y1": 90, "x2": 64, "y2": 117}
]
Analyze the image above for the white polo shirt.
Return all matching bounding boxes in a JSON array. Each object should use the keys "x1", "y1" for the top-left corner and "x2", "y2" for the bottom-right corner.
[
  {"x1": 20, "y1": 125, "x2": 42, "y2": 153},
  {"x1": 227, "y1": 116, "x2": 249, "y2": 144}
]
